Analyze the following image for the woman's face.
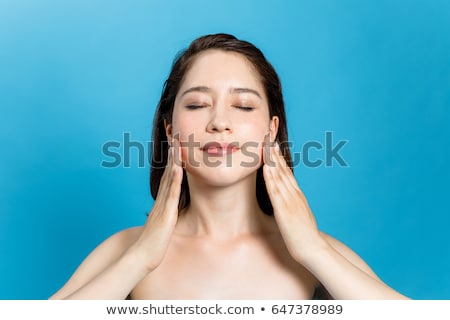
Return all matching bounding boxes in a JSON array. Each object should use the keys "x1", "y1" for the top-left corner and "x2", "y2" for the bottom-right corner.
[{"x1": 167, "y1": 49, "x2": 278, "y2": 186}]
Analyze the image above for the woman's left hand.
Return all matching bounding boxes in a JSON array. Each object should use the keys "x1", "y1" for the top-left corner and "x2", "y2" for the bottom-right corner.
[
  {"x1": 262, "y1": 135, "x2": 327, "y2": 263},
  {"x1": 262, "y1": 137, "x2": 411, "y2": 299}
]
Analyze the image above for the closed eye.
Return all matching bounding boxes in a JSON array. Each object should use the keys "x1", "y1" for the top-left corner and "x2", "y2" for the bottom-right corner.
[
  {"x1": 185, "y1": 105, "x2": 205, "y2": 110},
  {"x1": 234, "y1": 106, "x2": 254, "y2": 111}
]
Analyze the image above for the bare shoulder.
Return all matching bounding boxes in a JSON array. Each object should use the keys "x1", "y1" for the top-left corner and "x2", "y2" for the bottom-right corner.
[
  {"x1": 102, "y1": 226, "x2": 143, "y2": 248},
  {"x1": 319, "y1": 231, "x2": 380, "y2": 280},
  {"x1": 49, "y1": 226, "x2": 143, "y2": 299},
  {"x1": 77, "y1": 226, "x2": 144, "y2": 263}
]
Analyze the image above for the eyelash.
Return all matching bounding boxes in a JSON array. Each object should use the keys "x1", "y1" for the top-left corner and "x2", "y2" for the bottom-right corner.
[
  {"x1": 185, "y1": 105, "x2": 254, "y2": 111},
  {"x1": 185, "y1": 105, "x2": 204, "y2": 110},
  {"x1": 234, "y1": 106, "x2": 254, "y2": 111}
]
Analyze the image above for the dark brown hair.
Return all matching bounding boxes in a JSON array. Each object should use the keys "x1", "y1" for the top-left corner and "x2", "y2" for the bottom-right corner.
[{"x1": 150, "y1": 33, "x2": 293, "y2": 215}]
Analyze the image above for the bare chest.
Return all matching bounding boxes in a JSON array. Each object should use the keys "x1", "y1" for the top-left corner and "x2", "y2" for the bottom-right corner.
[{"x1": 131, "y1": 235, "x2": 318, "y2": 299}]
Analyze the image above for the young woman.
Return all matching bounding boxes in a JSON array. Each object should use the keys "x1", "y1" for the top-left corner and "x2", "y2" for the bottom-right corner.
[{"x1": 50, "y1": 33, "x2": 409, "y2": 300}]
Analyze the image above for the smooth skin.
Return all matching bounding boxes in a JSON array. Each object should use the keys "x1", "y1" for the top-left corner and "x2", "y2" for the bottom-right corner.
[{"x1": 50, "y1": 50, "x2": 409, "y2": 300}]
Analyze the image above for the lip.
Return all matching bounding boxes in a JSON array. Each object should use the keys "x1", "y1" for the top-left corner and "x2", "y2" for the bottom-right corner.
[{"x1": 201, "y1": 142, "x2": 240, "y2": 156}]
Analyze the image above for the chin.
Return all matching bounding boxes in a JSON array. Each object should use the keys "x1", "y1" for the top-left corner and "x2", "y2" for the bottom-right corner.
[{"x1": 185, "y1": 163, "x2": 258, "y2": 187}]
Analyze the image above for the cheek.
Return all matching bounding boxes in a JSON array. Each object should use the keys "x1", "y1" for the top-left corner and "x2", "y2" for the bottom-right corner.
[
  {"x1": 239, "y1": 123, "x2": 268, "y2": 165},
  {"x1": 240, "y1": 119, "x2": 268, "y2": 143},
  {"x1": 172, "y1": 117, "x2": 196, "y2": 141},
  {"x1": 172, "y1": 121, "x2": 198, "y2": 163}
]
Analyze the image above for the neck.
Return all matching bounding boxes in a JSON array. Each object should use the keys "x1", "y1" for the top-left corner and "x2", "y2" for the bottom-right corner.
[{"x1": 176, "y1": 172, "x2": 273, "y2": 240}]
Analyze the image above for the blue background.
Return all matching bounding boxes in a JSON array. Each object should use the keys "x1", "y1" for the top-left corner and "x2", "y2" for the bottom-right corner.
[{"x1": 1, "y1": 0, "x2": 449, "y2": 299}]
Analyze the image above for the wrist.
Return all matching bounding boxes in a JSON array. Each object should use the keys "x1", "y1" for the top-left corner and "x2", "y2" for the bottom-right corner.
[
  {"x1": 122, "y1": 245, "x2": 156, "y2": 276},
  {"x1": 293, "y1": 233, "x2": 332, "y2": 267}
]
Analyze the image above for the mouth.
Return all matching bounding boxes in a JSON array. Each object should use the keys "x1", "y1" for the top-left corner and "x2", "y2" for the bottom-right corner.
[{"x1": 201, "y1": 142, "x2": 240, "y2": 156}]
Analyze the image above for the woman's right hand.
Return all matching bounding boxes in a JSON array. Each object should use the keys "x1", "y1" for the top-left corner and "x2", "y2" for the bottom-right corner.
[
  {"x1": 49, "y1": 139, "x2": 183, "y2": 299},
  {"x1": 129, "y1": 137, "x2": 183, "y2": 271}
]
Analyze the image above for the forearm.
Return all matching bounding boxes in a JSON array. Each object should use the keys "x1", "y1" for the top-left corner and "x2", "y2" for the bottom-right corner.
[
  {"x1": 301, "y1": 241, "x2": 409, "y2": 300},
  {"x1": 59, "y1": 250, "x2": 150, "y2": 300}
]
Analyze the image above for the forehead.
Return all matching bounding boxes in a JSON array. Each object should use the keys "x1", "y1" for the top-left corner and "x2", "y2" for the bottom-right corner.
[{"x1": 179, "y1": 50, "x2": 265, "y2": 94}]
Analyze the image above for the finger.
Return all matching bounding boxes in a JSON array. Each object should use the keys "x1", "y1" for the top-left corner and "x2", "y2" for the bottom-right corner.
[
  {"x1": 262, "y1": 133, "x2": 267, "y2": 165},
  {"x1": 172, "y1": 136, "x2": 183, "y2": 169},
  {"x1": 164, "y1": 138, "x2": 183, "y2": 200},
  {"x1": 268, "y1": 141, "x2": 294, "y2": 188},
  {"x1": 263, "y1": 164, "x2": 283, "y2": 207},
  {"x1": 263, "y1": 143, "x2": 288, "y2": 200},
  {"x1": 154, "y1": 141, "x2": 182, "y2": 208},
  {"x1": 262, "y1": 133, "x2": 268, "y2": 166},
  {"x1": 272, "y1": 141, "x2": 301, "y2": 190},
  {"x1": 163, "y1": 146, "x2": 182, "y2": 198},
  {"x1": 274, "y1": 147, "x2": 307, "y2": 209},
  {"x1": 172, "y1": 137, "x2": 183, "y2": 183},
  {"x1": 158, "y1": 143, "x2": 174, "y2": 191},
  {"x1": 263, "y1": 135, "x2": 281, "y2": 202},
  {"x1": 264, "y1": 161, "x2": 311, "y2": 228},
  {"x1": 273, "y1": 142, "x2": 290, "y2": 172},
  {"x1": 263, "y1": 163, "x2": 298, "y2": 221}
]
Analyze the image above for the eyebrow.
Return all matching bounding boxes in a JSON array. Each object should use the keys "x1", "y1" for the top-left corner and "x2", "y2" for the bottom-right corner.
[
  {"x1": 180, "y1": 86, "x2": 211, "y2": 97},
  {"x1": 180, "y1": 86, "x2": 262, "y2": 99},
  {"x1": 231, "y1": 87, "x2": 262, "y2": 99}
]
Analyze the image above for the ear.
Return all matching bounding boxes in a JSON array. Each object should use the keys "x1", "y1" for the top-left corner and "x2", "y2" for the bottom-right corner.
[
  {"x1": 269, "y1": 116, "x2": 279, "y2": 141},
  {"x1": 164, "y1": 119, "x2": 173, "y2": 144}
]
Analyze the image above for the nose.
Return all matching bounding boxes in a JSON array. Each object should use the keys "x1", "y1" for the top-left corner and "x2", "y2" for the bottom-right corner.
[{"x1": 206, "y1": 107, "x2": 232, "y2": 133}]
